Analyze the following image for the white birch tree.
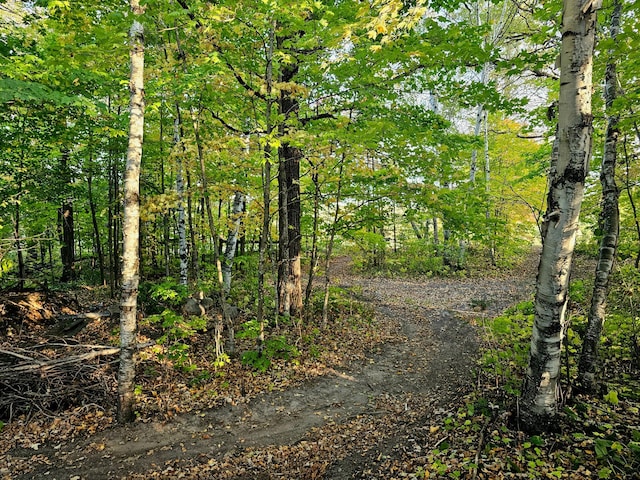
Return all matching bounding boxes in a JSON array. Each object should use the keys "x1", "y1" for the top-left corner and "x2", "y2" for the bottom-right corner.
[
  {"x1": 577, "y1": 0, "x2": 621, "y2": 393},
  {"x1": 174, "y1": 105, "x2": 188, "y2": 287},
  {"x1": 222, "y1": 191, "x2": 245, "y2": 296},
  {"x1": 520, "y1": 0, "x2": 599, "y2": 432},
  {"x1": 117, "y1": 0, "x2": 145, "y2": 424}
]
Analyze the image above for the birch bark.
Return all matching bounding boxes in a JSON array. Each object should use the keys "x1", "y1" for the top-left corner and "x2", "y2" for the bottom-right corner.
[
  {"x1": 577, "y1": 0, "x2": 621, "y2": 393},
  {"x1": 520, "y1": 0, "x2": 597, "y2": 432},
  {"x1": 117, "y1": 0, "x2": 145, "y2": 424},
  {"x1": 174, "y1": 106, "x2": 188, "y2": 286},
  {"x1": 222, "y1": 191, "x2": 246, "y2": 296}
]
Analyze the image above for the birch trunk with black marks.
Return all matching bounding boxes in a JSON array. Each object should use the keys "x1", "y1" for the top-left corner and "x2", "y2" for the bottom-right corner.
[
  {"x1": 577, "y1": 0, "x2": 621, "y2": 393},
  {"x1": 520, "y1": 0, "x2": 597, "y2": 432},
  {"x1": 222, "y1": 191, "x2": 245, "y2": 296},
  {"x1": 174, "y1": 105, "x2": 188, "y2": 286},
  {"x1": 118, "y1": 0, "x2": 145, "y2": 424}
]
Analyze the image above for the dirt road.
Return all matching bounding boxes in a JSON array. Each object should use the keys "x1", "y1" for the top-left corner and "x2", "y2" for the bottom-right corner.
[{"x1": 11, "y1": 265, "x2": 535, "y2": 479}]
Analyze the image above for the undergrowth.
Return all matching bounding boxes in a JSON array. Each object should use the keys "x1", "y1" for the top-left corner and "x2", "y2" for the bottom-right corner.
[{"x1": 422, "y1": 266, "x2": 640, "y2": 479}]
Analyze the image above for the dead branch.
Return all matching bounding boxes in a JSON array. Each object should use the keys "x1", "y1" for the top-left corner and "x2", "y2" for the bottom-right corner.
[
  {"x1": 0, "y1": 342, "x2": 154, "y2": 374},
  {"x1": 1, "y1": 348, "x2": 120, "y2": 373}
]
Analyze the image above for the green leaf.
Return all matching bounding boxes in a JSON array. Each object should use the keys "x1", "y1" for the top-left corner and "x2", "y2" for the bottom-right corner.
[
  {"x1": 530, "y1": 435, "x2": 543, "y2": 446},
  {"x1": 595, "y1": 439, "x2": 612, "y2": 459},
  {"x1": 598, "y1": 467, "x2": 611, "y2": 479},
  {"x1": 604, "y1": 390, "x2": 619, "y2": 405}
]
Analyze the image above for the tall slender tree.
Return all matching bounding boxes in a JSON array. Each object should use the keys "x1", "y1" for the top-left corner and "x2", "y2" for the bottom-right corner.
[
  {"x1": 117, "y1": 0, "x2": 145, "y2": 424},
  {"x1": 577, "y1": 0, "x2": 621, "y2": 393},
  {"x1": 520, "y1": 0, "x2": 599, "y2": 432}
]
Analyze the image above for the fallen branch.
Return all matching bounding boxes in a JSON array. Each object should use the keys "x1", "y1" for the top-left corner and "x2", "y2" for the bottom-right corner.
[
  {"x1": 0, "y1": 342, "x2": 154, "y2": 374},
  {"x1": 0, "y1": 342, "x2": 153, "y2": 420},
  {"x1": 2, "y1": 348, "x2": 120, "y2": 373},
  {"x1": 0, "y1": 349, "x2": 37, "y2": 363}
]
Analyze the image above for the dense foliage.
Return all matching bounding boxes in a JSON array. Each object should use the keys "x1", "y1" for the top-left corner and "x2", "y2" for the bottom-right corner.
[{"x1": 1, "y1": 0, "x2": 640, "y2": 476}]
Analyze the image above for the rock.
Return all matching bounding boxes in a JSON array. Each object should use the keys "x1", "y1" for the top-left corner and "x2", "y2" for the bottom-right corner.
[
  {"x1": 200, "y1": 296, "x2": 215, "y2": 312},
  {"x1": 184, "y1": 297, "x2": 205, "y2": 316},
  {"x1": 223, "y1": 304, "x2": 239, "y2": 322}
]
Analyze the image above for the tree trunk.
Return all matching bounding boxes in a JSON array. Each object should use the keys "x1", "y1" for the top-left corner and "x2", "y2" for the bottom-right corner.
[
  {"x1": 520, "y1": 0, "x2": 597, "y2": 432},
  {"x1": 159, "y1": 99, "x2": 171, "y2": 278},
  {"x1": 118, "y1": 1, "x2": 145, "y2": 424},
  {"x1": 484, "y1": 110, "x2": 496, "y2": 265},
  {"x1": 258, "y1": 24, "x2": 276, "y2": 355},
  {"x1": 222, "y1": 191, "x2": 245, "y2": 295},
  {"x1": 277, "y1": 51, "x2": 303, "y2": 318},
  {"x1": 13, "y1": 200, "x2": 24, "y2": 290},
  {"x1": 186, "y1": 171, "x2": 198, "y2": 279},
  {"x1": 286, "y1": 146, "x2": 303, "y2": 317},
  {"x1": 277, "y1": 155, "x2": 291, "y2": 316},
  {"x1": 577, "y1": 0, "x2": 621, "y2": 393},
  {"x1": 107, "y1": 107, "x2": 122, "y2": 298},
  {"x1": 322, "y1": 156, "x2": 345, "y2": 328},
  {"x1": 277, "y1": 143, "x2": 303, "y2": 317},
  {"x1": 470, "y1": 101, "x2": 485, "y2": 183},
  {"x1": 87, "y1": 174, "x2": 106, "y2": 285},
  {"x1": 410, "y1": 221, "x2": 423, "y2": 240},
  {"x1": 432, "y1": 218, "x2": 439, "y2": 248},
  {"x1": 59, "y1": 201, "x2": 75, "y2": 282},
  {"x1": 174, "y1": 105, "x2": 188, "y2": 286},
  {"x1": 304, "y1": 163, "x2": 321, "y2": 309},
  {"x1": 189, "y1": 104, "x2": 234, "y2": 352}
]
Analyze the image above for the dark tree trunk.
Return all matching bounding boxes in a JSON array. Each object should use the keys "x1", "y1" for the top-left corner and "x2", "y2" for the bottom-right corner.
[
  {"x1": 59, "y1": 201, "x2": 75, "y2": 282},
  {"x1": 88, "y1": 174, "x2": 106, "y2": 285},
  {"x1": 13, "y1": 201, "x2": 25, "y2": 290},
  {"x1": 277, "y1": 53, "x2": 303, "y2": 317}
]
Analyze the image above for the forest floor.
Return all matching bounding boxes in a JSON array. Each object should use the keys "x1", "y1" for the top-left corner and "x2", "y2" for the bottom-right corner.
[{"x1": 1, "y1": 252, "x2": 547, "y2": 479}]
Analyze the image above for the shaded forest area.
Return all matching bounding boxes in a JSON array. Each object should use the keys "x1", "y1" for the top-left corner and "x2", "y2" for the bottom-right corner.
[{"x1": 1, "y1": 0, "x2": 640, "y2": 478}]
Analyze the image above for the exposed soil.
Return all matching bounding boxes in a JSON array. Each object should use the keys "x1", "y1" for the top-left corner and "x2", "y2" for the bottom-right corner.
[{"x1": 4, "y1": 255, "x2": 538, "y2": 480}]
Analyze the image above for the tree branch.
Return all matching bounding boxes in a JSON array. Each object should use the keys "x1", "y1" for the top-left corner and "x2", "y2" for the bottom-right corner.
[
  {"x1": 202, "y1": 107, "x2": 262, "y2": 135},
  {"x1": 299, "y1": 112, "x2": 336, "y2": 125}
]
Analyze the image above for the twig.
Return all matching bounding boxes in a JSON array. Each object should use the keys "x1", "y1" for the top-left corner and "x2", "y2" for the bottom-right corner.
[
  {"x1": 29, "y1": 343, "x2": 118, "y2": 350},
  {"x1": 433, "y1": 435, "x2": 449, "y2": 449},
  {"x1": 2, "y1": 348, "x2": 120, "y2": 373},
  {"x1": 472, "y1": 417, "x2": 492, "y2": 480},
  {"x1": 1, "y1": 341, "x2": 154, "y2": 374},
  {"x1": 0, "y1": 349, "x2": 39, "y2": 363}
]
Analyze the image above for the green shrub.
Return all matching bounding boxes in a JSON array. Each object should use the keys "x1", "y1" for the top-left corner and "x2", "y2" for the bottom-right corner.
[
  {"x1": 146, "y1": 309, "x2": 207, "y2": 372},
  {"x1": 237, "y1": 320, "x2": 299, "y2": 372},
  {"x1": 139, "y1": 277, "x2": 189, "y2": 314}
]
